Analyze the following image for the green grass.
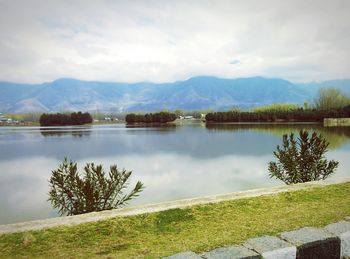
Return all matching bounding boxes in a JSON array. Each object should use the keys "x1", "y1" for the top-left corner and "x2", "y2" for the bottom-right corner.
[
  {"x1": 250, "y1": 103, "x2": 302, "y2": 113},
  {"x1": 1, "y1": 182, "x2": 350, "y2": 258}
]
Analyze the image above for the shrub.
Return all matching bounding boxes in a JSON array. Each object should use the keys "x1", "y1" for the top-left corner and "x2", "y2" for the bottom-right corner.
[
  {"x1": 48, "y1": 158, "x2": 144, "y2": 216},
  {"x1": 268, "y1": 130, "x2": 338, "y2": 185}
]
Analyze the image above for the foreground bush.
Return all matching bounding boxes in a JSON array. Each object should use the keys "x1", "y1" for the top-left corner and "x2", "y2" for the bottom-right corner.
[
  {"x1": 268, "y1": 130, "x2": 338, "y2": 184},
  {"x1": 48, "y1": 158, "x2": 144, "y2": 216}
]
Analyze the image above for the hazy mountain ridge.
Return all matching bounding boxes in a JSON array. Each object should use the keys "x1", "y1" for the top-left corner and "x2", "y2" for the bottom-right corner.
[{"x1": 1, "y1": 76, "x2": 349, "y2": 113}]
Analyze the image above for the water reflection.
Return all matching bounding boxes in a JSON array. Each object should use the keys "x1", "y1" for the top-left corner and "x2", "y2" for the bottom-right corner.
[
  {"x1": 40, "y1": 128, "x2": 92, "y2": 137},
  {"x1": 206, "y1": 123, "x2": 350, "y2": 149},
  {"x1": 0, "y1": 123, "x2": 349, "y2": 224},
  {"x1": 0, "y1": 158, "x2": 58, "y2": 224},
  {"x1": 125, "y1": 123, "x2": 177, "y2": 129}
]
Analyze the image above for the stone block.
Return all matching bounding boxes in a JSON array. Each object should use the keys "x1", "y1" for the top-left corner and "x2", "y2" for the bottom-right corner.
[
  {"x1": 202, "y1": 245, "x2": 260, "y2": 259},
  {"x1": 244, "y1": 235, "x2": 296, "y2": 259},
  {"x1": 280, "y1": 227, "x2": 340, "y2": 259},
  {"x1": 163, "y1": 251, "x2": 201, "y2": 259},
  {"x1": 325, "y1": 220, "x2": 350, "y2": 258}
]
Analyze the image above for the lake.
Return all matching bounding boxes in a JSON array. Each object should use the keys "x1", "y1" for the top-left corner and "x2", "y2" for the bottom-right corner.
[{"x1": 0, "y1": 123, "x2": 349, "y2": 225}]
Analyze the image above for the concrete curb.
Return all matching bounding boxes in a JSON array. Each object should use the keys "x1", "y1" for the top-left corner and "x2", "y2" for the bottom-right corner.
[
  {"x1": 0, "y1": 178, "x2": 349, "y2": 235},
  {"x1": 166, "y1": 217, "x2": 350, "y2": 259}
]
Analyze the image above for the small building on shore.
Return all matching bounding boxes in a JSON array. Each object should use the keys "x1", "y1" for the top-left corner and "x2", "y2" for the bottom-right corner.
[
  {"x1": 324, "y1": 118, "x2": 350, "y2": 127},
  {"x1": 0, "y1": 116, "x2": 12, "y2": 123}
]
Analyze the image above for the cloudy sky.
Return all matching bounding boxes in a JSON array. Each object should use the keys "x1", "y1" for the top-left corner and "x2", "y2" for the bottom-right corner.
[{"x1": 0, "y1": 0, "x2": 349, "y2": 83}]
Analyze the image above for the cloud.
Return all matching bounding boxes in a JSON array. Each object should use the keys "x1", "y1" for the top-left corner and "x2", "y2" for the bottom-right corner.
[
  {"x1": 230, "y1": 60, "x2": 241, "y2": 65},
  {"x1": 0, "y1": 0, "x2": 349, "y2": 83}
]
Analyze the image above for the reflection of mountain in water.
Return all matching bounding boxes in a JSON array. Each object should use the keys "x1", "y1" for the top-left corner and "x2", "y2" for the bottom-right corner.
[{"x1": 205, "y1": 123, "x2": 350, "y2": 149}]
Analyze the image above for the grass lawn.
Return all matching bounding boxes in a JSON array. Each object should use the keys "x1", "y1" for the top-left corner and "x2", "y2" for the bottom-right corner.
[{"x1": 1, "y1": 182, "x2": 350, "y2": 258}]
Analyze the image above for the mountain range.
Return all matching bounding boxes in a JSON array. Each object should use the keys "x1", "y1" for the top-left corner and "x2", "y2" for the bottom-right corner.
[{"x1": 1, "y1": 76, "x2": 350, "y2": 113}]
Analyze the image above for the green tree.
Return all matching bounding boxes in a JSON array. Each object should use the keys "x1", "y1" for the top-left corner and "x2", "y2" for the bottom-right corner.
[
  {"x1": 268, "y1": 130, "x2": 338, "y2": 185},
  {"x1": 125, "y1": 113, "x2": 136, "y2": 123},
  {"x1": 39, "y1": 112, "x2": 92, "y2": 126},
  {"x1": 174, "y1": 109, "x2": 184, "y2": 117},
  {"x1": 344, "y1": 104, "x2": 350, "y2": 116},
  {"x1": 125, "y1": 112, "x2": 176, "y2": 124},
  {"x1": 48, "y1": 158, "x2": 144, "y2": 216},
  {"x1": 314, "y1": 87, "x2": 350, "y2": 110}
]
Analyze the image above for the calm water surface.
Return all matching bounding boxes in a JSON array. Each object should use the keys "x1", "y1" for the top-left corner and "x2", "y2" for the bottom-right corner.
[{"x1": 0, "y1": 123, "x2": 349, "y2": 224}]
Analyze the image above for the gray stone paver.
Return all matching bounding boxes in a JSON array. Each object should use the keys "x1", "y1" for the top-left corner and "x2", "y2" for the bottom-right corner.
[
  {"x1": 325, "y1": 221, "x2": 350, "y2": 258},
  {"x1": 244, "y1": 235, "x2": 296, "y2": 259},
  {"x1": 163, "y1": 251, "x2": 201, "y2": 259},
  {"x1": 202, "y1": 245, "x2": 260, "y2": 259},
  {"x1": 281, "y1": 227, "x2": 336, "y2": 245},
  {"x1": 280, "y1": 227, "x2": 340, "y2": 259}
]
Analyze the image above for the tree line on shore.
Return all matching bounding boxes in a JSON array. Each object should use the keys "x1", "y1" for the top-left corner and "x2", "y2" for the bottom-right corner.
[
  {"x1": 125, "y1": 112, "x2": 177, "y2": 124},
  {"x1": 205, "y1": 107, "x2": 350, "y2": 123},
  {"x1": 206, "y1": 88, "x2": 350, "y2": 123},
  {"x1": 39, "y1": 112, "x2": 92, "y2": 126}
]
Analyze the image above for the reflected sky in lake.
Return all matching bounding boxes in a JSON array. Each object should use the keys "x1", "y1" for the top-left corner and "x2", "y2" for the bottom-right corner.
[{"x1": 0, "y1": 123, "x2": 349, "y2": 224}]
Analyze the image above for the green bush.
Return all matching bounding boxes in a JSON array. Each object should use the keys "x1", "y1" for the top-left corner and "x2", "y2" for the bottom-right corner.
[
  {"x1": 268, "y1": 130, "x2": 339, "y2": 184},
  {"x1": 48, "y1": 158, "x2": 144, "y2": 216}
]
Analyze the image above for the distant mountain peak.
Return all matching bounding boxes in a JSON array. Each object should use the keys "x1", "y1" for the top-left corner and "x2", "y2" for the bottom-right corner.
[
  {"x1": 51, "y1": 78, "x2": 83, "y2": 84},
  {"x1": 186, "y1": 76, "x2": 221, "y2": 81}
]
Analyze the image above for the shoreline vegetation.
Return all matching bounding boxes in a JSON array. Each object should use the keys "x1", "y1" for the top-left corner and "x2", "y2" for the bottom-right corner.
[
  {"x1": 0, "y1": 182, "x2": 349, "y2": 258},
  {"x1": 205, "y1": 105, "x2": 350, "y2": 123},
  {"x1": 39, "y1": 112, "x2": 93, "y2": 126},
  {"x1": 1, "y1": 104, "x2": 350, "y2": 127},
  {"x1": 125, "y1": 112, "x2": 177, "y2": 124}
]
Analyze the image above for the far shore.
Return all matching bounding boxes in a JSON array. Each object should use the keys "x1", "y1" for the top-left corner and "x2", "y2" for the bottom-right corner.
[
  {"x1": 0, "y1": 119, "x2": 325, "y2": 127},
  {"x1": 3, "y1": 118, "x2": 350, "y2": 128}
]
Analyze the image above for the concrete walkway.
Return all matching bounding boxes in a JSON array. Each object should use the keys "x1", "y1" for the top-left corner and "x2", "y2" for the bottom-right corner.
[{"x1": 0, "y1": 178, "x2": 349, "y2": 235}]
